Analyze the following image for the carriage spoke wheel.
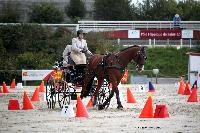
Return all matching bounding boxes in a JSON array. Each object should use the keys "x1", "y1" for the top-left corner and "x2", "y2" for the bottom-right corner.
[
  {"x1": 58, "y1": 82, "x2": 71, "y2": 109},
  {"x1": 46, "y1": 80, "x2": 56, "y2": 109},
  {"x1": 98, "y1": 79, "x2": 111, "y2": 109}
]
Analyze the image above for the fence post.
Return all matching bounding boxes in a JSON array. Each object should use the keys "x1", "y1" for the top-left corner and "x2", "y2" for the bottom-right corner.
[
  {"x1": 76, "y1": 24, "x2": 79, "y2": 31},
  {"x1": 167, "y1": 39, "x2": 169, "y2": 46},
  {"x1": 117, "y1": 38, "x2": 120, "y2": 45},
  {"x1": 189, "y1": 39, "x2": 192, "y2": 48},
  {"x1": 149, "y1": 39, "x2": 151, "y2": 46},
  {"x1": 180, "y1": 39, "x2": 183, "y2": 48}
]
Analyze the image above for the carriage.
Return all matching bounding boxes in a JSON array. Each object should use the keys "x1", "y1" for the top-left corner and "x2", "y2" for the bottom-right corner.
[
  {"x1": 45, "y1": 45, "x2": 147, "y2": 110},
  {"x1": 45, "y1": 62, "x2": 111, "y2": 109}
]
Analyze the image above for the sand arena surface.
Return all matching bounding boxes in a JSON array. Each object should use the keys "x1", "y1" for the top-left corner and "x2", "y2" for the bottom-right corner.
[{"x1": 0, "y1": 84, "x2": 200, "y2": 133}]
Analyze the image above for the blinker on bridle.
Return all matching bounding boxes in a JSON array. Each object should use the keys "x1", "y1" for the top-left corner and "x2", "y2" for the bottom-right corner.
[{"x1": 133, "y1": 48, "x2": 147, "y2": 68}]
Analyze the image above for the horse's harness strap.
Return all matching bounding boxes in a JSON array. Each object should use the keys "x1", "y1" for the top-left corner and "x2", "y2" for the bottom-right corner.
[
  {"x1": 98, "y1": 54, "x2": 125, "y2": 72},
  {"x1": 106, "y1": 64, "x2": 125, "y2": 72}
]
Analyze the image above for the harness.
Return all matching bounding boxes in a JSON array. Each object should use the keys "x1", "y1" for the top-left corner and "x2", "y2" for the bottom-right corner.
[
  {"x1": 98, "y1": 47, "x2": 147, "y2": 72},
  {"x1": 99, "y1": 54, "x2": 125, "y2": 73}
]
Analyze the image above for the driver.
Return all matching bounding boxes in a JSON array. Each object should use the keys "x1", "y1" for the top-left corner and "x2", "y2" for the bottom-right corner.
[{"x1": 70, "y1": 29, "x2": 93, "y2": 64}]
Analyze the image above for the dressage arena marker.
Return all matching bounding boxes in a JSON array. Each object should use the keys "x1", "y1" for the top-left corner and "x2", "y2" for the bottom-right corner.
[
  {"x1": 61, "y1": 104, "x2": 75, "y2": 118},
  {"x1": 10, "y1": 79, "x2": 16, "y2": 89},
  {"x1": 8, "y1": 99, "x2": 20, "y2": 110},
  {"x1": 153, "y1": 105, "x2": 169, "y2": 118},
  {"x1": 138, "y1": 85, "x2": 146, "y2": 92}
]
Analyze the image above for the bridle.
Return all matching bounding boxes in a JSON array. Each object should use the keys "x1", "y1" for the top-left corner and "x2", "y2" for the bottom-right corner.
[{"x1": 132, "y1": 48, "x2": 147, "y2": 69}]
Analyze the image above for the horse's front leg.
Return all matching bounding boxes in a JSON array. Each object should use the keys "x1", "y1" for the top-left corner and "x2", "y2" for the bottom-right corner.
[
  {"x1": 101, "y1": 79, "x2": 123, "y2": 110},
  {"x1": 115, "y1": 87, "x2": 123, "y2": 109}
]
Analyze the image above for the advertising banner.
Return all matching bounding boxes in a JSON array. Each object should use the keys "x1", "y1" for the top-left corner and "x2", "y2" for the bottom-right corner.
[
  {"x1": 182, "y1": 30, "x2": 193, "y2": 38},
  {"x1": 22, "y1": 70, "x2": 53, "y2": 81},
  {"x1": 128, "y1": 30, "x2": 140, "y2": 38},
  {"x1": 140, "y1": 29, "x2": 181, "y2": 39}
]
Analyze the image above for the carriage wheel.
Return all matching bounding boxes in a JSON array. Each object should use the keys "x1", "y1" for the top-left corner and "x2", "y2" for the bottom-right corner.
[
  {"x1": 97, "y1": 79, "x2": 111, "y2": 109},
  {"x1": 57, "y1": 82, "x2": 71, "y2": 109},
  {"x1": 46, "y1": 80, "x2": 56, "y2": 109}
]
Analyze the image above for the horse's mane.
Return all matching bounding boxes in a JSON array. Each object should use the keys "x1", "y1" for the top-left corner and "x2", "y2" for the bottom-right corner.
[{"x1": 119, "y1": 45, "x2": 140, "y2": 52}]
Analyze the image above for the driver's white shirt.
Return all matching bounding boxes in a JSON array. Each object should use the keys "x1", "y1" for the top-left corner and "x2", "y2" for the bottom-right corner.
[{"x1": 71, "y1": 37, "x2": 87, "y2": 52}]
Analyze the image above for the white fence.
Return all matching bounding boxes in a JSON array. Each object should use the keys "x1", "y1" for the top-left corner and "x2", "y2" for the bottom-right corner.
[{"x1": 78, "y1": 21, "x2": 200, "y2": 31}]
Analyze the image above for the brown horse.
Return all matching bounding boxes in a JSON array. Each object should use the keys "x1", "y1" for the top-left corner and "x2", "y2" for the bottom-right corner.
[{"x1": 80, "y1": 45, "x2": 147, "y2": 110}]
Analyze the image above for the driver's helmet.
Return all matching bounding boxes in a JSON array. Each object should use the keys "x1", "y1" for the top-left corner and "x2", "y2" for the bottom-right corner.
[{"x1": 77, "y1": 29, "x2": 86, "y2": 37}]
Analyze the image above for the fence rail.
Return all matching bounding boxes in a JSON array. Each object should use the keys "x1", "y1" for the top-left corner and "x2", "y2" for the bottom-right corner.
[{"x1": 78, "y1": 21, "x2": 200, "y2": 31}]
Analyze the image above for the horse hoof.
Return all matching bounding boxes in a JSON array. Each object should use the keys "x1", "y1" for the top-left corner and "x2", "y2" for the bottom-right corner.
[
  {"x1": 117, "y1": 105, "x2": 123, "y2": 110},
  {"x1": 98, "y1": 105, "x2": 105, "y2": 110}
]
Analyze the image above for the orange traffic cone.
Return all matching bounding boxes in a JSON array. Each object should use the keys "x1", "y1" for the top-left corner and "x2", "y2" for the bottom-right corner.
[
  {"x1": 22, "y1": 91, "x2": 34, "y2": 110},
  {"x1": 178, "y1": 78, "x2": 184, "y2": 94},
  {"x1": 8, "y1": 99, "x2": 20, "y2": 110},
  {"x1": 39, "y1": 81, "x2": 44, "y2": 92},
  {"x1": 183, "y1": 81, "x2": 191, "y2": 95},
  {"x1": 127, "y1": 88, "x2": 137, "y2": 103},
  {"x1": 86, "y1": 96, "x2": 94, "y2": 108},
  {"x1": 154, "y1": 105, "x2": 169, "y2": 118},
  {"x1": 31, "y1": 87, "x2": 40, "y2": 101},
  {"x1": 3, "y1": 82, "x2": 9, "y2": 93},
  {"x1": 187, "y1": 85, "x2": 199, "y2": 102},
  {"x1": 76, "y1": 96, "x2": 89, "y2": 117},
  {"x1": 10, "y1": 79, "x2": 16, "y2": 89},
  {"x1": 139, "y1": 96, "x2": 153, "y2": 118}
]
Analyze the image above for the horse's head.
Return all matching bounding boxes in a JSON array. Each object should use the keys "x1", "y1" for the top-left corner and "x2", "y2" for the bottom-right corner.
[{"x1": 133, "y1": 46, "x2": 147, "y2": 72}]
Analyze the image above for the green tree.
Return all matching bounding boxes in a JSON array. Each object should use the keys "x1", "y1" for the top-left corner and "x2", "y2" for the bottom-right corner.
[
  {"x1": 137, "y1": 0, "x2": 152, "y2": 20},
  {"x1": 0, "y1": 2, "x2": 20, "y2": 23},
  {"x1": 178, "y1": 0, "x2": 200, "y2": 21},
  {"x1": 137, "y1": 0, "x2": 179, "y2": 21},
  {"x1": 94, "y1": 0, "x2": 134, "y2": 20},
  {"x1": 65, "y1": 0, "x2": 86, "y2": 23},
  {"x1": 29, "y1": 3, "x2": 64, "y2": 23},
  {"x1": 150, "y1": 0, "x2": 179, "y2": 20}
]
